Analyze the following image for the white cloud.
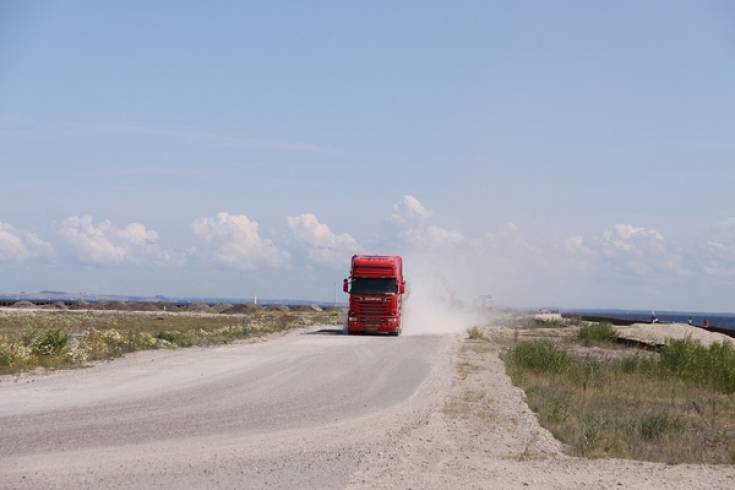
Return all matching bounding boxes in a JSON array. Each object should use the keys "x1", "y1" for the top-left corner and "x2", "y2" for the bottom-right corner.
[
  {"x1": 567, "y1": 224, "x2": 681, "y2": 275},
  {"x1": 701, "y1": 218, "x2": 735, "y2": 276},
  {"x1": 192, "y1": 212, "x2": 289, "y2": 270},
  {"x1": 0, "y1": 222, "x2": 53, "y2": 262},
  {"x1": 601, "y1": 224, "x2": 666, "y2": 255},
  {"x1": 287, "y1": 213, "x2": 360, "y2": 266},
  {"x1": 60, "y1": 216, "x2": 182, "y2": 265},
  {"x1": 390, "y1": 195, "x2": 463, "y2": 249},
  {"x1": 565, "y1": 235, "x2": 595, "y2": 256},
  {"x1": 404, "y1": 224, "x2": 464, "y2": 248},
  {"x1": 390, "y1": 194, "x2": 432, "y2": 225}
]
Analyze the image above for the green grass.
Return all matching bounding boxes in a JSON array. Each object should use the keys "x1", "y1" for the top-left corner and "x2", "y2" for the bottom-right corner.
[
  {"x1": 505, "y1": 339, "x2": 735, "y2": 463},
  {"x1": 508, "y1": 316, "x2": 579, "y2": 330},
  {"x1": 659, "y1": 339, "x2": 735, "y2": 393},
  {"x1": 0, "y1": 309, "x2": 341, "y2": 375},
  {"x1": 0, "y1": 309, "x2": 341, "y2": 338},
  {"x1": 577, "y1": 322, "x2": 617, "y2": 346},
  {"x1": 507, "y1": 340, "x2": 573, "y2": 373},
  {"x1": 22, "y1": 326, "x2": 70, "y2": 356},
  {"x1": 535, "y1": 318, "x2": 572, "y2": 329}
]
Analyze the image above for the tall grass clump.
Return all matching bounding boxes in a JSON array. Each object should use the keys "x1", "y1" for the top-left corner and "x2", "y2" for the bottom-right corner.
[
  {"x1": 22, "y1": 326, "x2": 70, "y2": 356},
  {"x1": 467, "y1": 326, "x2": 488, "y2": 341},
  {"x1": 659, "y1": 340, "x2": 735, "y2": 394},
  {"x1": 504, "y1": 338, "x2": 735, "y2": 464},
  {"x1": 577, "y1": 323, "x2": 616, "y2": 346},
  {"x1": 508, "y1": 340, "x2": 573, "y2": 374}
]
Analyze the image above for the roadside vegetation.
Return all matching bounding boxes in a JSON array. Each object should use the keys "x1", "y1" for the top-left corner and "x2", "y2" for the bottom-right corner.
[
  {"x1": 577, "y1": 322, "x2": 617, "y2": 346},
  {"x1": 507, "y1": 315, "x2": 578, "y2": 330},
  {"x1": 466, "y1": 326, "x2": 489, "y2": 341},
  {"x1": 0, "y1": 309, "x2": 341, "y2": 375},
  {"x1": 504, "y1": 331, "x2": 735, "y2": 464}
]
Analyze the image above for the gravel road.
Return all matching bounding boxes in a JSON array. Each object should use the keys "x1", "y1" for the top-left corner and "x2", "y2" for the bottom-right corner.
[
  {"x1": 3, "y1": 324, "x2": 735, "y2": 489},
  {"x1": 0, "y1": 328, "x2": 450, "y2": 489}
]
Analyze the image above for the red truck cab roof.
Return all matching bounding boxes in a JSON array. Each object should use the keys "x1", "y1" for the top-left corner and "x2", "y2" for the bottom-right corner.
[{"x1": 351, "y1": 255, "x2": 403, "y2": 278}]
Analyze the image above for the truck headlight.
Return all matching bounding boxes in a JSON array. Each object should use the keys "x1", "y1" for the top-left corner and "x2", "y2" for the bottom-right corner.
[
  {"x1": 387, "y1": 317, "x2": 397, "y2": 323},
  {"x1": 348, "y1": 316, "x2": 357, "y2": 322}
]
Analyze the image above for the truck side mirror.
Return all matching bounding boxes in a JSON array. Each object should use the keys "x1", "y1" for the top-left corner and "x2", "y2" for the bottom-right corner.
[
  {"x1": 343, "y1": 278, "x2": 349, "y2": 293},
  {"x1": 399, "y1": 281, "x2": 406, "y2": 294}
]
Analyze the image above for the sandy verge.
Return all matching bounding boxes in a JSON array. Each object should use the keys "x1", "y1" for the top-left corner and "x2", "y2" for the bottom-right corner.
[
  {"x1": 348, "y1": 325, "x2": 735, "y2": 489},
  {"x1": 616, "y1": 323, "x2": 735, "y2": 348}
]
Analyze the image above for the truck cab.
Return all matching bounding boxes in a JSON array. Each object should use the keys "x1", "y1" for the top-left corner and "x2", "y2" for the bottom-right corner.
[{"x1": 343, "y1": 255, "x2": 406, "y2": 336}]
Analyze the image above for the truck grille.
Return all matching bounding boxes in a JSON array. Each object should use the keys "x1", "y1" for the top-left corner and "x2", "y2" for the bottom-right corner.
[{"x1": 357, "y1": 300, "x2": 389, "y2": 319}]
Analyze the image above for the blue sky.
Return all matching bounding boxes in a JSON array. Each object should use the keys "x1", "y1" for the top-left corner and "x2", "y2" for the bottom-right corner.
[{"x1": 1, "y1": 1, "x2": 734, "y2": 310}]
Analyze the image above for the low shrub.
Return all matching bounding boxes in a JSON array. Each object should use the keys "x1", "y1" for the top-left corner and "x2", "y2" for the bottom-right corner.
[
  {"x1": 0, "y1": 337, "x2": 33, "y2": 367},
  {"x1": 467, "y1": 326, "x2": 488, "y2": 341},
  {"x1": 126, "y1": 331, "x2": 159, "y2": 351},
  {"x1": 84, "y1": 328, "x2": 127, "y2": 359},
  {"x1": 508, "y1": 340, "x2": 573, "y2": 374},
  {"x1": 23, "y1": 327, "x2": 70, "y2": 356},
  {"x1": 578, "y1": 323, "x2": 616, "y2": 346},
  {"x1": 64, "y1": 345, "x2": 88, "y2": 364}
]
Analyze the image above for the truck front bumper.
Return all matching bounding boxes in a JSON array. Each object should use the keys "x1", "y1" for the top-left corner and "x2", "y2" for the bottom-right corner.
[{"x1": 347, "y1": 318, "x2": 401, "y2": 334}]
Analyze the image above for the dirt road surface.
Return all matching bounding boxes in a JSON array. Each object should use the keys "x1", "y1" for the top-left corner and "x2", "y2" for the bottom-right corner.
[
  {"x1": 0, "y1": 329, "x2": 449, "y2": 489},
  {"x1": 2, "y1": 325, "x2": 735, "y2": 489}
]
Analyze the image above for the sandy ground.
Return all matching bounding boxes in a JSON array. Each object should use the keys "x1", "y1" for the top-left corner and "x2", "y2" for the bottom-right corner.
[
  {"x1": 615, "y1": 322, "x2": 735, "y2": 348},
  {"x1": 2, "y1": 323, "x2": 735, "y2": 488},
  {"x1": 0, "y1": 328, "x2": 449, "y2": 489},
  {"x1": 347, "y1": 324, "x2": 735, "y2": 489}
]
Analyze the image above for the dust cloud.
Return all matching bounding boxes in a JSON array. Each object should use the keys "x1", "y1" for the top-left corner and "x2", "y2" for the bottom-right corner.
[{"x1": 400, "y1": 251, "x2": 487, "y2": 336}]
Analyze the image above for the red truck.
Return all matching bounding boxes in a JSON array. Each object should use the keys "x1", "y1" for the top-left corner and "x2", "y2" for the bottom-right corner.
[{"x1": 343, "y1": 255, "x2": 406, "y2": 336}]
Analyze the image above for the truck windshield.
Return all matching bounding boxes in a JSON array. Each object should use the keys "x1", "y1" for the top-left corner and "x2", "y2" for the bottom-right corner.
[{"x1": 350, "y1": 278, "x2": 398, "y2": 295}]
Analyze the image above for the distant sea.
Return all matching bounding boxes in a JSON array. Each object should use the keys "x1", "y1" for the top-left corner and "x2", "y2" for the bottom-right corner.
[{"x1": 560, "y1": 309, "x2": 735, "y2": 332}]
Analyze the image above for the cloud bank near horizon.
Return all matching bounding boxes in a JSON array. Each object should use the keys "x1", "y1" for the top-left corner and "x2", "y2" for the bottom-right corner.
[
  {"x1": 59, "y1": 216, "x2": 186, "y2": 266},
  {"x1": 2, "y1": 195, "x2": 734, "y2": 308},
  {"x1": 287, "y1": 213, "x2": 360, "y2": 268},
  {"x1": 192, "y1": 212, "x2": 289, "y2": 270},
  {"x1": 0, "y1": 222, "x2": 54, "y2": 263}
]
